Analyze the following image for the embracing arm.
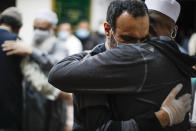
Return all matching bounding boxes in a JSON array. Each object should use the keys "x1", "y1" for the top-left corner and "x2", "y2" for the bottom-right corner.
[
  {"x1": 2, "y1": 39, "x2": 68, "y2": 72},
  {"x1": 93, "y1": 109, "x2": 163, "y2": 131},
  {"x1": 83, "y1": 105, "x2": 162, "y2": 131},
  {"x1": 30, "y1": 43, "x2": 68, "y2": 72},
  {"x1": 49, "y1": 45, "x2": 149, "y2": 93},
  {"x1": 30, "y1": 48, "x2": 57, "y2": 71},
  {"x1": 81, "y1": 85, "x2": 190, "y2": 131}
]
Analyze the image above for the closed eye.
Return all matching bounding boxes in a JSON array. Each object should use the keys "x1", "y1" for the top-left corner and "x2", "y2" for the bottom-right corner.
[
  {"x1": 120, "y1": 35, "x2": 138, "y2": 43},
  {"x1": 120, "y1": 34, "x2": 150, "y2": 43}
]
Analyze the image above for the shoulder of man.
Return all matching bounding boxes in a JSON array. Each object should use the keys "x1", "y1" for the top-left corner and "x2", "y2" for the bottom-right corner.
[
  {"x1": 90, "y1": 43, "x2": 106, "y2": 56},
  {"x1": 0, "y1": 29, "x2": 20, "y2": 41}
]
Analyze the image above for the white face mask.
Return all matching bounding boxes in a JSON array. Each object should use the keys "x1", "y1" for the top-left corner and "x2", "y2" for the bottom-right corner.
[
  {"x1": 76, "y1": 29, "x2": 90, "y2": 39},
  {"x1": 58, "y1": 31, "x2": 70, "y2": 41},
  {"x1": 33, "y1": 29, "x2": 53, "y2": 44}
]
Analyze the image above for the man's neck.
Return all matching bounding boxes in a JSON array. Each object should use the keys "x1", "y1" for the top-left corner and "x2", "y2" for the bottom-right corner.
[
  {"x1": 0, "y1": 24, "x2": 12, "y2": 32},
  {"x1": 105, "y1": 40, "x2": 110, "y2": 50}
]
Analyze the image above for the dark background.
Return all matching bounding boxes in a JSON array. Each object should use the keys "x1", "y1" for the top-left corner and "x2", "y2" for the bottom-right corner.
[
  {"x1": 176, "y1": 0, "x2": 196, "y2": 48},
  {"x1": 0, "y1": 0, "x2": 15, "y2": 13}
]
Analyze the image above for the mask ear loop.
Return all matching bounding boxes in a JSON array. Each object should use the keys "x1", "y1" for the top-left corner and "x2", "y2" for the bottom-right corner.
[
  {"x1": 110, "y1": 29, "x2": 119, "y2": 48},
  {"x1": 171, "y1": 28, "x2": 177, "y2": 39}
]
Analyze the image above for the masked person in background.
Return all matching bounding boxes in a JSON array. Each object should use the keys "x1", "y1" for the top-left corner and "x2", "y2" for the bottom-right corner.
[
  {"x1": 57, "y1": 22, "x2": 82, "y2": 130},
  {"x1": 57, "y1": 22, "x2": 82, "y2": 56},
  {"x1": 75, "y1": 21, "x2": 94, "y2": 50},
  {"x1": 2, "y1": 9, "x2": 71, "y2": 131}
]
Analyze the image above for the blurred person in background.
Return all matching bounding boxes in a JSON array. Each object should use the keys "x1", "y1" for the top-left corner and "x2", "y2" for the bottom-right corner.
[
  {"x1": 57, "y1": 22, "x2": 82, "y2": 56},
  {"x1": 189, "y1": 33, "x2": 196, "y2": 56},
  {"x1": 75, "y1": 21, "x2": 94, "y2": 50},
  {"x1": 2, "y1": 9, "x2": 71, "y2": 131},
  {"x1": 57, "y1": 23, "x2": 82, "y2": 130},
  {"x1": 91, "y1": 21, "x2": 106, "y2": 47},
  {"x1": 188, "y1": 33, "x2": 196, "y2": 130},
  {"x1": 0, "y1": 7, "x2": 23, "y2": 131}
]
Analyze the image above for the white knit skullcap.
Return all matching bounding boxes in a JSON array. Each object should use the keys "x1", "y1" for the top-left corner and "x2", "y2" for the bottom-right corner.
[
  {"x1": 1, "y1": 7, "x2": 22, "y2": 24},
  {"x1": 145, "y1": 0, "x2": 181, "y2": 23},
  {"x1": 34, "y1": 9, "x2": 58, "y2": 26}
]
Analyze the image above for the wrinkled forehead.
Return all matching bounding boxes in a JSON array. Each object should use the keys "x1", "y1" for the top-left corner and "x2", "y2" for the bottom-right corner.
[
  {"x1": 115, "y1": 12, "x2": 149, "y2": 39},
  {"x1": 78, "y1": 22, "x2": 89, "y2": 29},
  {"x1": 34, "y1": 19, "x2": 52, "y2": 29},
  {"x1": 59, "y1": 24, "x2": 71, "y2": 31}
]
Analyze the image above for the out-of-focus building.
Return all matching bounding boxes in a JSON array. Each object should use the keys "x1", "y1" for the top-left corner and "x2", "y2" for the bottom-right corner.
[{"x1": 0, "y1": 0, "x2": 112, "y2": 43}]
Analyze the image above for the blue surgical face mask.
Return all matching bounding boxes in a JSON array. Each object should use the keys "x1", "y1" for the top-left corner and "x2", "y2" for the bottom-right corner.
[
  {"x1": 76, "y1": 29, "x2": 90, "y2": 39},
  {"x1": 58, "y1": 31, "x2": 70, "y2": 41}
]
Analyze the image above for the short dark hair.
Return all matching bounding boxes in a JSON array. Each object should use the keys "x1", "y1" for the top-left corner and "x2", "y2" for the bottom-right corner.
[
  {"x1": 106, "y1": 0, "x2": 148, "y2": 32},
  {"x1": 0, "y1": 15, "x2": 22, "y2": 31}
]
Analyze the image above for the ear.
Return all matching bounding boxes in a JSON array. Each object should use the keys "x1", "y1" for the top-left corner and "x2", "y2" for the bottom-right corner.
[
  {"x1": 171, "y1": 25, "x2": 178, "y2": 39},
  {"x1": 104, "y1": 22, "x2": 111, "y2": 40},
  {"x1": 53, "y1": 26, "x2": 57, "y2": 34},
  {"x1": 175, "y1": 25, "x2": 178, "y2": 32}
]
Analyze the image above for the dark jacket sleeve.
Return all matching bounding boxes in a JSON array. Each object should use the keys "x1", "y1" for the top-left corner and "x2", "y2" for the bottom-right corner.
[
  {"x1": 134, "y1": 111, "x2": 163, "y2": 131},
  {"x1": 48, "y1": 44, "x2": 152, "y2": 93},
  {"x1": 100, "y1": 112, "x2": 163, "y2": 131},
  {"x1": 81, "y1": 106, "x2": 162, "y2": 131},
  {"x1": 30, "y1": 48, "x2": 55, "y2": 71},
  {"x1": 30, "y1": 42, "x2": 69, "y2": 73}
]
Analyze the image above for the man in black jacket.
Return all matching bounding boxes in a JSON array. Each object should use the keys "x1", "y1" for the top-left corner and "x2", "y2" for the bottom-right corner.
[
  {"x1": 49, "y1": 0, "x2": 194, "y2": 131},
  {"x1": 0, "y1": 7, "x2": 23, "y2": 131}
]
